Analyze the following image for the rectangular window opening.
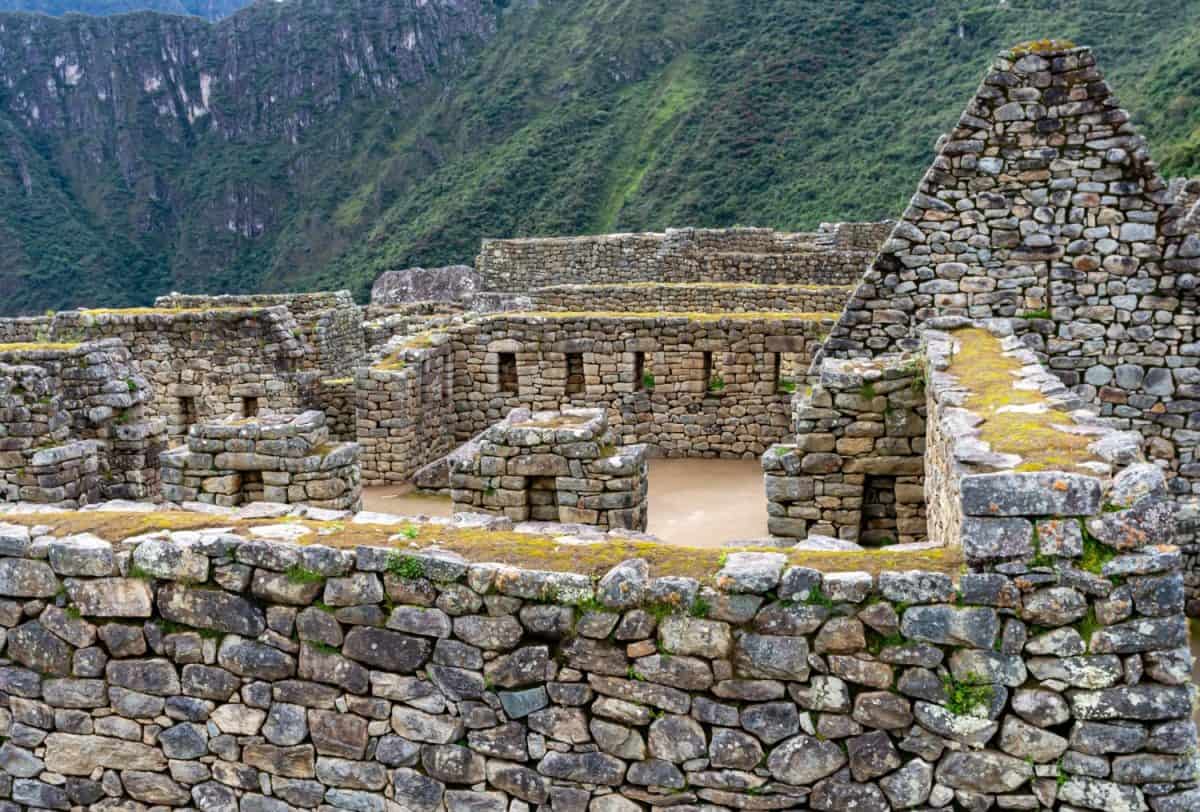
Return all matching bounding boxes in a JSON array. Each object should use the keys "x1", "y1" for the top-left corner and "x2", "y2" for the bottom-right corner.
[
  {"x1": 179, "y1": 397, "x2": 196, "y2": 429},
  {"x1": 241, "y1": 470, "x2": 264, "y2": 503},
  {"x1": 498, "y1": 353, "x2": 518, "y2": 394},
  {"x1": 860, "y1": 475, "x2": 899, "y2": 548},
  {"x1": 565, "y1": 353, "x2": 585, "y2": 395},
  {"x1": 702, "y1": 351, "x2": 713, "y2": 388},
  {"x1": 242, "y1": 396, "x2": 260, "y2": 419},
  {"x1": 633, "y1": 352, "x2": 646, "y2": 391}
]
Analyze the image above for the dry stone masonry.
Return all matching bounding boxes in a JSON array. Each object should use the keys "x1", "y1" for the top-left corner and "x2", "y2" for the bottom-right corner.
[
  {"x1": 160, "y1": 411, "x2": 361, "y2": 511},
  {"x1": 450, "y1": 407, "x2": 648, "y2": 530}
]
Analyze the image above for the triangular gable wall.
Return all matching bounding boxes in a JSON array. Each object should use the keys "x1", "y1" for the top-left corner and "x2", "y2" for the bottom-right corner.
[{"x1": 823, "y1": 45, "x2": 1199, "y2": 488}]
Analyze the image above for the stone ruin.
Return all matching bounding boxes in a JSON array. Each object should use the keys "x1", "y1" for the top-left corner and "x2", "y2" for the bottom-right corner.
[
  {"x1": 160, "y1": 410, "x2": 361, "y2": 511},
  {"x1": 0, "y1": 42, "x2": 1195, "y2": 812},
  {"x1": 449, "y1": 407, "x2": 648, "y2": 530}
]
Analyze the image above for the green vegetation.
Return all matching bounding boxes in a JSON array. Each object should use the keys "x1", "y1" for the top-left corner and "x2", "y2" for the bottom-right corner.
[
  {"x1": 641, "y1": 372, "x2": 656, "y2": 390},
  {"x1": 707, "y1": 374, "x2": 726, "y2": 392},
  {"x1": 285, "y1": 565, "x2": 325, "y2": 585},
  {"x1": 386, "y1": 553, "x2": 426, "y2": 580},
  {"x1": 2, "y1": 1, "x2": 1200, "y2": 311},
  {"x1": 1079, "y1": 531, "x2": 1117, "y2": 577},
  {"x1": 941, "y1": 672, "x2": 994, "y2": 717}
]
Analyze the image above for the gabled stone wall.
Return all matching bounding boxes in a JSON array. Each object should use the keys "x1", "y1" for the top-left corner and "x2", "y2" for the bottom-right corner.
[{"x1": 823, "y1": 45, "x2": 1198, "y2": 494}]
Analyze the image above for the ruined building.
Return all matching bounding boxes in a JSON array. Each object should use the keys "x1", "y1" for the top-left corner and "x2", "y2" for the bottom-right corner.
[{"x1": 0, "y1": 43, "x2": 1194, "y2": 812}]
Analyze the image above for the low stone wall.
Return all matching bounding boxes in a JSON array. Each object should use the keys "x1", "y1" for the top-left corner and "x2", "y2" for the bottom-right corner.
[
  {"x1": 477, "y1": 225, "x2": 885, "y2": 291},
  {"x1": 450, "y1": 314, "x2": 832, "y2": 458},
  {"x1": 763, "y1": 354, "x2": 926, "y2": 544},
  {"x1": 356, "y1": 337, "x2": 457, "y2": 486},
  {"x1": 0, "y1": 509, "x2": 1192, "y2": 811},
  {"x1": 160, "y1": 411, "x2": 361, "y2": 510},
  {"x1": 304, "y1": 377, "x2": 357, "y2": 443},
  {"x1": 450, "y1": 408, "x2": 648, "y2": 529},
  {"x1": 0, "y1": 339, "x2": 165, "y2": 505},
  {"x1": 526, "y1": 283, "x2": 853, "y2": 314},
  {"x1": 0, "y1": 316, "x2": 50, "y2": 344}
]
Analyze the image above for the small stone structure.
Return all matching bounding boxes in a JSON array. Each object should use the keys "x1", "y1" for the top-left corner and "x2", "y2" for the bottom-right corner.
[
  {"x1": 160, "y1": 410, "x2": 361, "y2": 510},
  {"x1": 0, "y1": 339, "x2": 164, "y2": 506},
  {"x1": 451, "y1": 407, "x2": 648, "y2": 529},
  {"x1": 765, "y1": 354, "x2": 927, "y2": 544}
]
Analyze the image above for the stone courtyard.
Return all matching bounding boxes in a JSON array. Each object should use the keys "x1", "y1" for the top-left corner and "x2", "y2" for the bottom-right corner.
[{"x1": 0, "y1": 42, "x2": 1195, "y2": 812}]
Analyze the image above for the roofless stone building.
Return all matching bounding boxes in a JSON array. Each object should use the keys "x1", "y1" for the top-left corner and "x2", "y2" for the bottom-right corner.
[{"x1": 0, "y1": 43, "x2": 1194, "y2": 812}]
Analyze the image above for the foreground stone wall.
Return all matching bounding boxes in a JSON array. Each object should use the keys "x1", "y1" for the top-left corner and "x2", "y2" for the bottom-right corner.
[
  {"x1": 450, "y1": 314, "x2": 832, "y2": 458},
  {"x1": 0, "y1": 507, "x2": 1192, "y2": 811},
  {"x1": 477, "y1": 225, "x2": 886, "y2": 291},
  {"x1": 525, "y1": 283, "x2": 852, "y2": 315}
]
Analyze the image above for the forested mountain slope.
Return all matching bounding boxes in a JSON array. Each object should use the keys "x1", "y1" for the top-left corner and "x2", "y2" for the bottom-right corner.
[
  {"x1": 0, "y1": 0, "x2": 250, "y2": 20},
  {"x1": 0, "y1": 0, "x2": 1197, "y2": 312}
]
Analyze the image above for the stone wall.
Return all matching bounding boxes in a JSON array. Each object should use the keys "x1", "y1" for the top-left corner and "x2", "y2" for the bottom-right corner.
[
  {"x1": 0, "y1": 502, "x2": 1192, "y2": 811},
  {"x1": 0, "y1": 340, "x2": 165, "y2": 506},
  {"x1": 477, "y1": 225, "x2": 886, "y2": 291},
  {"x1": 154, "y1": 292, "x2": 366, "y2": 377},
  {"x1": 450, "y1": 408, "x2": 648, "y2": 529},
  {"x1": 823, "y1": 46, "x2": 1199, "y2": 494},
  {"x1": 0, "y1": 318, "x2": 50, "y2": 345},
  {"x1": 356, "y1": 337, "x2": 457, "y2": 487},
  {"x1": 763, "y1": 355, "x2": 926, "y2": 545},
  {"x1": 450, "y1": 314, "x2": 832, "y2": 458},
  {"x1": 44, "y1": 308, "x2": 310, "y2": 442},
  {"x1": 160, "y1": 411, "x2": 361, "y2": 510},
  {"x1": 524, "y1": 283, "x2": 852, "y2": 315}
]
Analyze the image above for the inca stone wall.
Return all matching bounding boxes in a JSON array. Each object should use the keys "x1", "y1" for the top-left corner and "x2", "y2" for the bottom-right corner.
[
  {"x1": 160, "y1": 411, "x2": 362, "y2": 510},
  {"x1": 450, "y1": 408, "x2": 648, "y2": 530},
  {"x1": 523, "y1": 283, "x2": 852, "y2": 315},
  {"x1": 478, "y1": 224, "x2": 888, "y2": 291},
  {"x1": 154, "y1": 292, "x2": 367, "y2": 377},
  {"x1": 0, "y1": 478, "x2": 1191, "y2": 812},
  {"x1": 450, "y1": 314, "x2": 832, "y2": 458},
  {"x1": 44, "y1": 308, "x2": 311, "y2": 441},
  {"x1": 823, "y1": 45, "x2": 1199, "y2": 495},
  {"x1": 764, "y1": 355, "x2": 927, "y2": 545},
  {"x1": 356, "y1": 337, "x2": 457, "y2": 487},
  {"x1": 0, "y1": 340, "x2": 165, "y2": 506}
]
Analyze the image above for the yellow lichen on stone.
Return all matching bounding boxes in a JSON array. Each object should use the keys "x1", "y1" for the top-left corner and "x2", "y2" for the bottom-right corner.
[
  {"x1": 496, "y1": 311, "x2": 839, "y2": 323},
  {"x1": 948, "y1": 328, "x2": 1098, "y2": 473},
  {"x1": 0, "y1": 342, "x2": 82, "y2": 353},
  {"x1": 1009, "y1": 39, "x2": 1076, "y2": 56}
]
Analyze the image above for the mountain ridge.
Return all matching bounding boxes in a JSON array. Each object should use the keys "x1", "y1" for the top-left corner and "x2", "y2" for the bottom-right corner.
[{"x1": 0, "y1": 0, "x2": 1197, "y2": 313}]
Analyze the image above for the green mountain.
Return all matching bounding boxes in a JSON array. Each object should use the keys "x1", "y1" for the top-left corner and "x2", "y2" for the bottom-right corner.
[
  {"x1": 0, "y1": 0, "x2": 250, "y2": 20},
  {"x1": 0, "y1": 0, "x2": 1198, "y2": 313}
]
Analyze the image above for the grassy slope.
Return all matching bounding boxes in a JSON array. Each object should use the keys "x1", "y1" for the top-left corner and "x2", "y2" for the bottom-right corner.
[{"x1": 2, "y1": 0, "x2": 1200, "y2": 310}]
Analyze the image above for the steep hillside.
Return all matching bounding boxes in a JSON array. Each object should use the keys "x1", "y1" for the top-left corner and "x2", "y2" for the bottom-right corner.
[
  {"x1": 0, "y1": 0, "x2": 250, "y2": 19},
  {"x1": 0, "y1": 0, "x2": 1198, "y2": 312}
]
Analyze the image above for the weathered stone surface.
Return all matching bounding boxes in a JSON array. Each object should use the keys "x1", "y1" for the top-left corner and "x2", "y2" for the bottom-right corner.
[
  {"x1": 767, "y1": 734, "x2": 847, "y2": 785},
  {"x1": 158, "y1": 582, "x2": 266, "y2": 636},
  {"x1": 44, "y1": 733, "x2": 167, "y2": 775},
  {"x1": 934, "y1": 750, "x2": 1033, "y2": 793},
  {"x1": 65, "y1": 577, "x2": 153, "y2": 617}
]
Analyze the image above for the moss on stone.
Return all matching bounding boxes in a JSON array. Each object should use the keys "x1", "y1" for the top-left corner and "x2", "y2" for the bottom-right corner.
[{"x1": 947, "y1": 328, "x2": 1099, "y2": 473}]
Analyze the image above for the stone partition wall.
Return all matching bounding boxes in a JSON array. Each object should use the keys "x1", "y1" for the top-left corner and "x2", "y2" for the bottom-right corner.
[
  {"x1": 0, "y1": 500, "x2": 1194, "y2": 811},
  {"x1": 525, "y1": 283, "x2": 854, "y2": 314},
  {"x1": 44, "y1": 307, "x2": 310, "y2": 441},
  {"x1": 356, "y1": 337, "x2": 457, "y2": 487},
  {"x1": 477, "y1": 224, "x2": 887, "y2": 291},
  {"x1": 763, "y1": 355, "x2": 927, "y2": 545},
  {"x1": 450, "y1": 408, "x2": 648, "y2": 529},
  {"x1": 160, "y1": 410, "x2": 361, "y2": 510},
  {"x1": 0, "y1": 340, "x2": 165, "y2": 506},
  {"x1": 302, "y1": 377, "x2": 357, "y2": 443},
  {"x1": 450, "y1": 314, "x2": 832, "y2": 458},
  {"x1": 154, "y1": 292, "x2": 366, "y2": 377},
  {"x1": 823, "y1": 45, "x2": 1199, "y2": 494},
  {"x1": 0, "y1": 317, "x2": 51, "y2": 345}
]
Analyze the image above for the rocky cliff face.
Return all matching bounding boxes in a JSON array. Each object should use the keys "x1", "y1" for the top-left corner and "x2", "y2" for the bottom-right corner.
[
  {"x1": 0, "y1": 1, "x2": 251, "y2": 20},
  {"x1": 0, "y1": 0, "x2": 497, "y2": 311}
]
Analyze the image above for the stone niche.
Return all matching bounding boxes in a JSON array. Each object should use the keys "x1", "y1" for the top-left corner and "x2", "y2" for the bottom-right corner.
[
  {"x1": 451, "y1": 407, "x2": 648, "y2": 530},
  {"x1": 764, "y1": 354, "x2": 927, "y2": 545},
  {"x1": 160, "y1": 410, "x2": 361, "y2": 510}
]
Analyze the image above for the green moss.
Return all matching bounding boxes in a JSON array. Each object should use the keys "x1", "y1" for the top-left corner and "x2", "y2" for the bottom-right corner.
[
  {"x1": 777, "y1": 378, "x2": 796, "y2": 394},
  {"x1": 707, "y1": 374, "x2": 726, "y2": 392},
  {"x1": 642, "y1": 372, "x2": 656, "y2": 390},
  {"x1": 941, "y1": 672, "x2": 994, "y2": 716},
  {"x1": 859, "y1": 381, "x2": 876, "y2": 400},
  {"x1": 386, "y1": 553, "x2": 426, "y2": 581},
  {"x1": 805, "y1": 586, "x2": 835, "y2": 609},
  {"x1": 689, "y1": 596, "x2": 711, "y2": 618},
  {"x1": 1075, "y1": 606, "x2": 1101, "y2": 647},
  {"x1": 1019, "y1": 308, "x2": 1052, "y2": 320},
  {"x1": 286, "y1": 565, "x2": 325, "y2": 585},
  {"x1": 1079, "y1": 531, "x2": 1116, "y2": 577}
]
